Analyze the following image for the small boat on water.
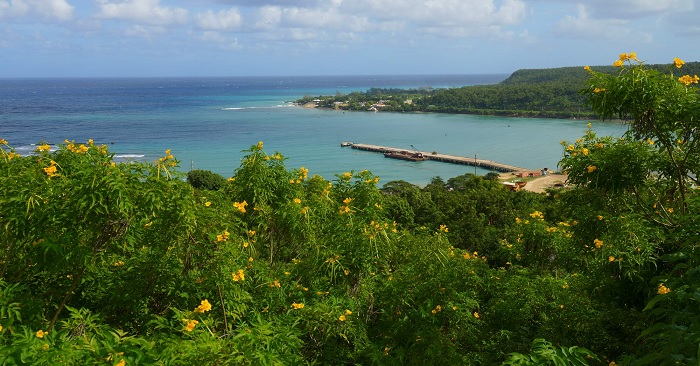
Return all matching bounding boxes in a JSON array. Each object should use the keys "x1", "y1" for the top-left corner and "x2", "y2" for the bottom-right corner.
[{"x1": 383, "y1": 150, "x2": 428, "y2": 161}]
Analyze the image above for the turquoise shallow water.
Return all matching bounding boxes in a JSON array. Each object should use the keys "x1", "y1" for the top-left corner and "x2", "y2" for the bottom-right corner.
[{"x1": 0, "y1": 76, "x2": 628, "y2": 186}]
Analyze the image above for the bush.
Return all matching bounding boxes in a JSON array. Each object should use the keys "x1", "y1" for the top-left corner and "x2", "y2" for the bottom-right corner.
[{"x1": 187, "y1": 169, "x2": 227, "y2": 190}]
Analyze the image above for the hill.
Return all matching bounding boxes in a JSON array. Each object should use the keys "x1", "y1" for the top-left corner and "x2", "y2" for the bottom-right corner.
[{"x1": 300, "y1": 61, "x2": 700, "y2": 119}]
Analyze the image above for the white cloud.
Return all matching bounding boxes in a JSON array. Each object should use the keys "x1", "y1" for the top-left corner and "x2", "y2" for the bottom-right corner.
[
  {"x1": 584, "y1": 0, "x2": 692, "y2": 19},
  {"x1": 554, "y1": 4, "x2": 630, "y2": 39},
  {"x1": 0, "y1": 0, "x2": 74, "y2": 20},
  {"x1": 195, "y1": 7, "x2": 242, "y2": 31},
  {"x1": 96, "y1": 0, "x2": 188, "y2": 26}
]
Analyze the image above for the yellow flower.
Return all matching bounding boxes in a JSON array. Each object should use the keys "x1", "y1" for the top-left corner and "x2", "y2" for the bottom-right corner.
[
  {"x1": 270, "y1": 280, "x2": 281, "y2": 288},
  {"x1": 678, "y1": 74, "x2": 699, "y2": 86},
  {"x1": 233, "y1": 201, "x2": 248, "y2": 213},
  {"x1": 668, "y1": 208, "x2": 674, "y2": 213},
  {"x1": 114, "y1": 260, "x2": 125, "y2": 267},
  {"x1": 657, "y1": 283, "x2": 671, "y2": 295},
  {"x1": 341, "y1": 172, "x2": 352, "y2": 181},
  {"x1": 293, "y1": 198, "x2": 302, "y2": 204},
  {"x1": 0, "y1": 138, "x2": 7, "y2": 145},
  {"x1": 232, "y1": 269, "x2": 245, "y2": 282},
  {"x1": 339, "y1": 315, "x2": 346, "y2": 321},
  {"x1": 36, "y1": 330, "x2": 46, "y2": 338},
  {"x1": 597, "y1": 215, "x2": 603, "y2": 220},
  {"x1": 608, "y1": 256, "x2": 615, "y2": 262},
  {"x1": 248, "y1": 230, "x2": 255, "y2": 237},
  {"x1": 593, "y1": 239, "x2": 603, "y2": 249},
  {"x1": 587, "y1": 165, "x2": 597, "y2": 173},
  {"x1": 343, "y1": 197, "x2": 353, "y2": 204},
  {"x1": 76, "y1": 144, "x2": 88, "y2": 153},
  {"x1": 439, "y1": 224, "x2": 449, "y2": 233},
  {"x1": 473, "y1": 312, "x2": 480, "y2": 319},
  {"x1": 619, "y1": 53, "x2": 629, "y2": 61},
  {"x1": 339, "y1": 205, "x2": 351, "y2": 215},
  {"x1": 345, "y1": 309, "x2": 352, "y2": 315},
  {"x1": 116, "y1": 360, "x2": 126, "y2": 366},
  {"x1": 205, "y1": 201, "x2": 211, "y2": 207},
  {"x1": 582, "y1": 148, "x2": 589, "y2": 155},
  {"x1": 674, "y1": 57, "x2": 685, "y2": 68},
  {"x1": 613, "y1": 60, "x2": 624, "y2": 67},
  {"x1": 256, "y1": 141, "x2": 263, "y2": 150},
  {"x1": 194, "y1": 299, "x2": 212, "y2": 313},
  {"x1": 515, "y1": 217, "x2": 521, "y2": 224},
  {"x1": 529, "y1": 211, "x2": 543, "y2": 219},
  {"x1": 647, "y1": 138, "x2": 655, "y2": 145},
  {"x1": 36, "y1": 144, "x2": 51, "y2": 152},
  {"x1": 583, "y1": 65, "x2": 591, "y2": 72},
  {"x1": 291, "y1": 302, "x2": 304, "y2": 310},
  {"x1": 184, "y1": 319, "x2": 199, "y2": 332},
  {"x1": 144, "y1": 221, "x2": 153, "y2": 228},
  {"x1": 43, "y1": 165, "x2": 59, "y2": 178}
]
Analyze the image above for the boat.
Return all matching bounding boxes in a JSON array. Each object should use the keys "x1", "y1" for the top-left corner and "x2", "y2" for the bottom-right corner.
[
  {"x1": 383, "y1": 150, "x2": 428, "y2": 161},
  {"x1": 340, "y1": 142, "x2": 353, "y2": 147}
]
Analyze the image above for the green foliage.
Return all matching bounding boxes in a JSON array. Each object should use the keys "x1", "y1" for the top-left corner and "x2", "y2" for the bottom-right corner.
[
  {"x1": 502, "y1": 338, "x2": 598, "y2": 366},
  {"x1": 186, "y1": 169, "x2": 227, "y2": 191},
  {"x1": 1, "y1": 54, "x2": 699, "y2": 364}
]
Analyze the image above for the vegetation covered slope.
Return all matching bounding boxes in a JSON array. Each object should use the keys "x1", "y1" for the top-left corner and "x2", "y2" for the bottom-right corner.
[
  {"x1": 300, "y1": 59, "x2": 700, "y2": 119},
  {"x1": 1, "y1": 54, "x2": 699, "y2": 365}
]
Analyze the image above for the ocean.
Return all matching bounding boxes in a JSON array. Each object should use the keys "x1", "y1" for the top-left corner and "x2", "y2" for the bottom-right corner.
[{"x1": 0, "y1": 75, "x2": 627, "y2": 186}]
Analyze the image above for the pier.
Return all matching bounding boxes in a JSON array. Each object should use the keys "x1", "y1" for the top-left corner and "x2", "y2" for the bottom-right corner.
[{"x1": 342, "y1": 143, "x2": 529, "y2": 173}]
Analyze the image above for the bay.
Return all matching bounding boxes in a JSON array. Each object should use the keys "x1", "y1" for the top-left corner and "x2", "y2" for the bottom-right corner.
[{"x1": 0, "y1": 76, "x2": 628, "y2": 186}]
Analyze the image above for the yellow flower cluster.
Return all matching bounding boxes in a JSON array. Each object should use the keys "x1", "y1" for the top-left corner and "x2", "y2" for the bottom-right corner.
[
  {"x1": 325, "y1": 255, "x2": 340, "y2": 264},
  {"x1": 439, "y1": 224, "x2": 449, "y2": 233},
  {"x1": 657, "y1": 283, "x2": 671, "y2": 295},
  {"x1": 216, "y1": 231, "x2": 230, "y2": 242},
  {"x1": 291, "y1": 302, "x2": 304, "y2": 309},
  {"x1": 431, "y1": 305, "x2": 442, "y2": 314},
  {"x1": 594, "y1": 238, "x2": 604, "y2": 249},
  {"x1": 183, "y1": 318, "x2": 199, "y2": 332},
  {"x1": 193, "y1": 299, "x2": 212, "y2": 313},
  {"x1": 678, "y1": 74, "x2": 699, "y2": 86},
  {"x1": 587, "y1": 165, "x2": 597, "y2": 173},
  {"x1": 156, "y1": 149, "x2": 177, "y2": 167},
  {"x1": 114, "y1": 260, "x2": 125, "y2": 267},
  {"x1": 35, "y1": 144, "x2": 51, "y2": 152},
  {"x1": 232, "y1": 269, "x2": 245, "y2": 282},
  {"x1": 233, "y1": 201, "x2": 248, "y2": 213},
  {"x1": 619, "y1": 52, "x2": 638, "y2": 62},
  {"x1": 43, "y1": 160, "x2": 59, "y2": 178},
  {"x1": 340, "y1": 172, "x2": 352, "y2": 181},
  {"x1": 674, "y1": 57, "x2": 685, "y2": 68},
  {"x1": 529, "y1": 211, "x2": 544, "y2": 220}
]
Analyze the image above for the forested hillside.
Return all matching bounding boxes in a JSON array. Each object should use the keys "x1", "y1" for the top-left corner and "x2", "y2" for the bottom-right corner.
[
  {"x1": 300, "y1": 60, "x2": 700, "y2": 119},
  {"x1": 1, "y1": 54, "x2": 699, "y2": 365}
]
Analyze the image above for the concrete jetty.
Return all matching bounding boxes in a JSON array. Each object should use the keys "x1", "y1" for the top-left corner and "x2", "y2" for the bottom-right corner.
[{"x1": 342, "y1": 142, "x2": 529, "y2": 173}]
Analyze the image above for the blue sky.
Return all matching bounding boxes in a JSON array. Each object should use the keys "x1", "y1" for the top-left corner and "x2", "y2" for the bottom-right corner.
[{"x1": 1, "y1": 0, "x2": 698, "y2": 77}]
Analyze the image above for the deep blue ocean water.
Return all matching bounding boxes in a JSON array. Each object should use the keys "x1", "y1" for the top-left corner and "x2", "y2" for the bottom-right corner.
[{"x1": 0, "y1": 75, "x2": 628, "y2": 185}]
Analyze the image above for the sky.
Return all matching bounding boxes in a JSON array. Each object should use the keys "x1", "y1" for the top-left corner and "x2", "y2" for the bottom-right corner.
[{"x1": 1, "y1": 0, "x2": 698, "y2": 77}]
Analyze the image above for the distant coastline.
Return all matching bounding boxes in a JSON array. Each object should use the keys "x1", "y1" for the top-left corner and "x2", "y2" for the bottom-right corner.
[{"x1": 297, "y1": 61, "x2": 700, "y2": 120}]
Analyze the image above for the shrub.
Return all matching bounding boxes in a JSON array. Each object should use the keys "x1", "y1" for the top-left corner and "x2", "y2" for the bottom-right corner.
[{"x1": 187, "y1": 169, "x2": 227, "y2": 190}]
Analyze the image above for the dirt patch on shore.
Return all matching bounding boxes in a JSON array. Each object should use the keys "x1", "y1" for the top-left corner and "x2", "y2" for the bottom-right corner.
[{"x1": 500, "y1": 173, "x2": 568, "y2": 193}]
